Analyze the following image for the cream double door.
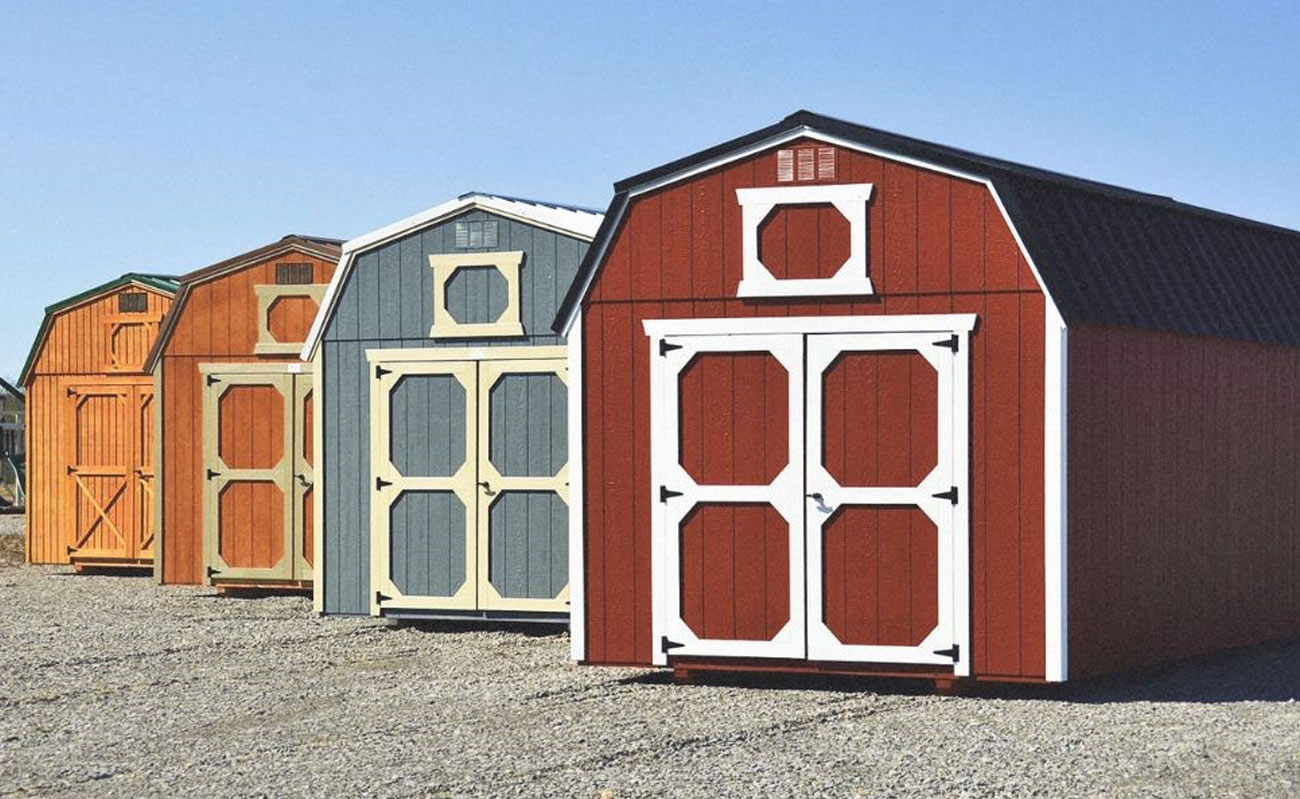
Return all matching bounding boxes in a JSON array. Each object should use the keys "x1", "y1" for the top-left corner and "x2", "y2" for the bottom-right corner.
[
  {"x1": 368, "y1": 349, "x2": 569, "y2": 616},
  {"x1": 201, "y1": 365, "x2": 314, "y2": 585},
  {"x1": 647, "y1": 317, "x2": 974, "y2": 675}
]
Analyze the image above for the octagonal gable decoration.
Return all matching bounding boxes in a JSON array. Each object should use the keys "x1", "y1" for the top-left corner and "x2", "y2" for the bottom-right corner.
[
  {"x1": 428, "y1": 251, "x2": 526, "y2": 339},
  {"x1": 253, "y1": 283, "x2": 328, "y2": 355},
  {"x1": 735, "y1": 182, "x2": 874, "y2": 298}
]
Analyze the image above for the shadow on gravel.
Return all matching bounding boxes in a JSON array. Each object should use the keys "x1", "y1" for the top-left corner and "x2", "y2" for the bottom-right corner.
[
  {"x1": 48, "y1": 567, "x2": 152, "y2": 579},
  {"x1": 624, "y1": 637, "x2": 1300, "y2": 704},
  {"x1": 385, "y1": 619, "x2": 567, "y2": 639}
]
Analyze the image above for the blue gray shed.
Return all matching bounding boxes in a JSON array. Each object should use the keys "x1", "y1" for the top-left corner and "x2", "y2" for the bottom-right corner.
[{"x1": 301, "y1": 193, "x2": 602, "y2": 619}]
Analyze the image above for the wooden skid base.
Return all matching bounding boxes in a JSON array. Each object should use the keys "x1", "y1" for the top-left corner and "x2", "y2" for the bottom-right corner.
[
  {"x1": 214, "y1": 580, "x2": 311, "y2": 596},
  {"x1": 668, "y1": 657, "x2": 1002, "y2": 694},
  {"x1": 71, "y1": 558, "x2": 152, "y2": 574}
]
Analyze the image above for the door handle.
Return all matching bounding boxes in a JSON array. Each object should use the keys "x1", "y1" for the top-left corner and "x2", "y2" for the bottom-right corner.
[
  {"x1": 296, "y1": 473, "x2": 313, "y2": 488},
  {"x1": 806, "y1": 493, "x2": 834, "y2": 514},
  {"x1": 478, "y1": 480, "x2": 496, "y2": 496}
]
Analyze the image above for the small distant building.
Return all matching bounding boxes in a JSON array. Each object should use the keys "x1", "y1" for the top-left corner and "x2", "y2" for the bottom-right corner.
[{"x1": 0, "y1": 378, "x2": 22, "y2": 457}]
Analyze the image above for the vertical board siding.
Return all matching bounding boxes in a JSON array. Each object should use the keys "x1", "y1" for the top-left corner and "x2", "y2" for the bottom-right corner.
[
  {"x1": 1067, "y1": 325, "x2": 1300, "y2": 679},
  {"x1": 581, "y1": 141, "x2": 1048, "y2": 678},
  {"x1": 158, "y1": 252, "x2": 336, "y2": 584},
  {"x1": 319, "y1": 210, "x2": 589, "y2": 614},
  {"x1": 25, "y1": 285, "x2": 174, "y2": 565}
]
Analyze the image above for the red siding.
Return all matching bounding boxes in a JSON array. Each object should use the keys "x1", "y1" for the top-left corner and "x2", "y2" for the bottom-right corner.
[
  {"x1": 581, "y1": 140, "x2": 1048, "y2": 679},
  {"x1": 1067, "y1": 325, "x2": 1300, "y2": 679}
]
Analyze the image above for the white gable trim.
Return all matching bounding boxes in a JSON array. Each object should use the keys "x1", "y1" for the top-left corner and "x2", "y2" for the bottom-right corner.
[{"x1": 301, "y1": 195, "x2": 602, "y2": 359}]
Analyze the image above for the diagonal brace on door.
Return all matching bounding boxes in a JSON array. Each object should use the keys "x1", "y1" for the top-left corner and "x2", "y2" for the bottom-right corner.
[{"x1": 71, "y1": 473, "x2": 128, "y2": 550}]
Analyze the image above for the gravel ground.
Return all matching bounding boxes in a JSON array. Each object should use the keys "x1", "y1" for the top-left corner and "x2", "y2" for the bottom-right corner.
[{"x1": 0, "y1": 519, "x2": 1297, "y2": 798}]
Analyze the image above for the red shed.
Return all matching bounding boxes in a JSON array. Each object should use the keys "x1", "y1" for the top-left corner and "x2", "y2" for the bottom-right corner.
[{"x1": 557, "y1": 111, "x2": 1300, "y2": 685}]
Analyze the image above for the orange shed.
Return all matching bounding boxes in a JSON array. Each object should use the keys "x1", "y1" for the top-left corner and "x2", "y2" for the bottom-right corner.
[
  {"x1": 20, "y1": 274, "x2": 178, "y2": 569},
  {"x1": 145, "y1": 235, "x2": 341, "y2": 591}
]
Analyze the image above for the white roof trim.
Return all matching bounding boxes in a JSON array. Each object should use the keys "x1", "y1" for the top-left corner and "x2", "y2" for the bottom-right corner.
[{"x1": 301, "y1": 194, "x2": 603, "y2": 359}]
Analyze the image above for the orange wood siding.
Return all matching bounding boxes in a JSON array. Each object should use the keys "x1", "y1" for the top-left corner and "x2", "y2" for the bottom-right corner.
[
  {"x1": 24, "y1": 285, "x2": 173, "y2": 565},
  {"x1": 581, "y1": 140, "x2": 1048, "y2": 680},
  {"x1": 158, "y1": 253, "x2": 334, "y2": 585},
  {"x1": 1067, "y1": 325, "x2": 1300, "y2": 679}
]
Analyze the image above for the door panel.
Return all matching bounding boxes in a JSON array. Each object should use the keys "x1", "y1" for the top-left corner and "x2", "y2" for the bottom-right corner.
[
  {"x1": 651, "y1": 334, "x2": 805, "y2": 664},
  {"x1": 805, "y1": 331, "x2": 969, "y2": 674},
  {"x1": 134, "y1": 388, "x2": 156, "y2": 559},
  {"x1": 477, "y1": 358, "x2": 569, "y2": 612},
  {"x1": 66, "y1": 385, "x2": 135, "y2": 560},
  {"x1": 679, "y1": 502, "x2": 790, "y2": 642},
  {"x1": 371, "y1": 361, "x2": 478, "y2": 612},
  {"x1": 292, "y1": 376, "x2": 314, "y2": 578},
  {"x1": 203, "y1": 371, "x2": 294, "y2": 583}
]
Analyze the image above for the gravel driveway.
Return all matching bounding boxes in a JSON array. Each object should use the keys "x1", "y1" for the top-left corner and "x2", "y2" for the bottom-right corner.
[{"x1": 0, "y1": 519, "x2": 1296, "y2": 798}]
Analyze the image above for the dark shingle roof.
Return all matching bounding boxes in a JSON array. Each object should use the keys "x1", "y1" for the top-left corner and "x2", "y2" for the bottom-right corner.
[{"x1": 556, "y1": 110, "x2": 1300, "y2": 347}]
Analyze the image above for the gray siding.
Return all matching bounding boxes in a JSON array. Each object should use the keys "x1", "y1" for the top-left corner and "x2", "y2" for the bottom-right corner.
[{"x1": 320, "y1": 210, "x2": 588, "y2": 615}]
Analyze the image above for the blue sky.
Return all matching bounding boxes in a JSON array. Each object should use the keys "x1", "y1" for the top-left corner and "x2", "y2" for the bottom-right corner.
[{"x1": 2, "y1": 1, "x2": 1297, "y2": 379}]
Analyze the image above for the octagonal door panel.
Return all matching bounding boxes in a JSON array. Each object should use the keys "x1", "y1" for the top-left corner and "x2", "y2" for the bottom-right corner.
[
  {"x1": 476, "y1": 359, "x2": 569, "y2": 612},
  {"x1": 369, "y1": 359, "x2": 478, "y2": 613},
  {"x1": 651, "y1": 334, "x2": 806, "y2": 664},
  {"x1": 201, "y1": 371, "x2": 295, "y2": 583},
  {"x1": 805, "y1": 332, "x2": 969, "y2": 674}
]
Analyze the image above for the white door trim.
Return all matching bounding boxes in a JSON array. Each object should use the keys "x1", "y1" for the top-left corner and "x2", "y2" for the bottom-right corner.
[
  {"x1": 803, "y1": 330, "x2": 970, "y2": 674},
  {"x1": 643, "y1": 314, "x2": 972, "y2": 674},
  {"x1": 649, "y1": 332, "x2": 807, "y2": 665}
]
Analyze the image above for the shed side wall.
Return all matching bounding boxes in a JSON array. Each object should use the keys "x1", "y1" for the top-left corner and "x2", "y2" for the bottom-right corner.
[
  {"x1": 581, "y1": 141, "x2": 1049, "y2": 680},
  {"x1": 158, "y1": 253, "x2": 336, "y2": 585},
  {"x1": 1067, "y1": 324, "x2": 1300, "y2": 679},
  {"x1": 319, "y1": 210, "x2": 589, "y2": 614}
]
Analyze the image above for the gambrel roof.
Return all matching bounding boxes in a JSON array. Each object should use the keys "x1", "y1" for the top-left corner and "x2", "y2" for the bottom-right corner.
[
  {"x1": 142, "y1": 234, "x2": 343, "y2": 373},
  {"x1": 19, "y1": 273, "x2": 179, "y2": 385},
  {"x1": 556, "y1": 110, "x2": 1300, "y2": 347},
  {"x1": 301, "y1": 192, "x2": 603, "y2": 358}
]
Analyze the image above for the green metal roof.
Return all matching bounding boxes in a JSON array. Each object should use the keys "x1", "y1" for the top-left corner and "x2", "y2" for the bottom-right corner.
[{"x1": 18, "y1": 272, "x2": 179, "y2": 385}]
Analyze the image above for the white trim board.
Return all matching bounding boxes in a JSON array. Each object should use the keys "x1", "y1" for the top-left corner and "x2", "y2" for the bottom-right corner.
[
  {"x1": 301, "y1": 194, "x2": 602, "y2": 360},
  {"x1": 643, "y1": 314, "x2": 977, "y2": 337},
  {"x1": 567, "y1": 318, "x2": 586, "y2": 661}
]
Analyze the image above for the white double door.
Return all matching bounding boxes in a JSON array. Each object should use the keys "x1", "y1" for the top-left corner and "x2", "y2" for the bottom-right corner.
[{"x1": 648, "y1": 318, "x2": 972, "y2": 675}]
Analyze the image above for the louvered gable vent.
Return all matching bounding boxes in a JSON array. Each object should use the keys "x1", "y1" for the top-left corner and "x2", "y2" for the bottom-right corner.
[
  {"x1": 455, "y1": 220, "x2": 499, "y2": 249},
  {"x1": 776, "y1": 146, "x2": 836, "y2": 182}
]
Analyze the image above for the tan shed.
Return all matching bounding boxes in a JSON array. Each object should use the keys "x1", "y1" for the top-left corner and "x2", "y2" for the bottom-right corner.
[{"x1": 20, "y1": 274, "x2": 178, "y2": 569}]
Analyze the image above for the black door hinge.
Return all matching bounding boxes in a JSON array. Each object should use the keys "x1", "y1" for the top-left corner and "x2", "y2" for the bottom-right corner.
[
  {"x1": 206, "y1": 566, "x2": 221, "y2": 580},
  {"x1": 206, "y1": 469, "x2": 220, "y2": 480},
  {"x1": 66, "y1": 387, "x2": 77, "y2": 397},
  {"x1": 375, "y1": 365, "x2": 391, "y2": 379},
  {"x1": 661, "y1": 636, "x2": 684, "y2": 654},
  {"x1": 933, "y1": 334, "x2": 959, "y2": 353},
  {"x1": 659, "y1": 486, "x2": 683, "y2": 503},
  {"x1": 934, "y1": 644, "x2": 960, "y2": 662},
  {"x1": 376, "y1": 591, "x2": 391, "y2": 604},
  {"x1": 376, "y1": 477, "x2": 392, "y2": 490},
  {"x1": 66, "y1": 545, "x2": 77, "y2": 556},
  {"x1": 932, "y1": 486, "x2": 958, "y2": 505},
  {"x1": 205, "y1": 375, "x2": 221, "y2": 386},
  {"x1": 659, "y1": 340, "x2": 683, "y2": 356}
]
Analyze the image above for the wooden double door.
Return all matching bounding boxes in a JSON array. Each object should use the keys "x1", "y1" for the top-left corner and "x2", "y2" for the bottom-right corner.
[
  {"x1": 64, "y1": 382, "x2": 155, "y2": 566},
  {"x1": 647, "y1": 318, "x2": 974, "y2": 675},
  {"x1": 368, "y1": 349, "x2": 569, "y2": 616},
  {"x1": 201, "y1": 365, "x2": 314, "y2": 587}
]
